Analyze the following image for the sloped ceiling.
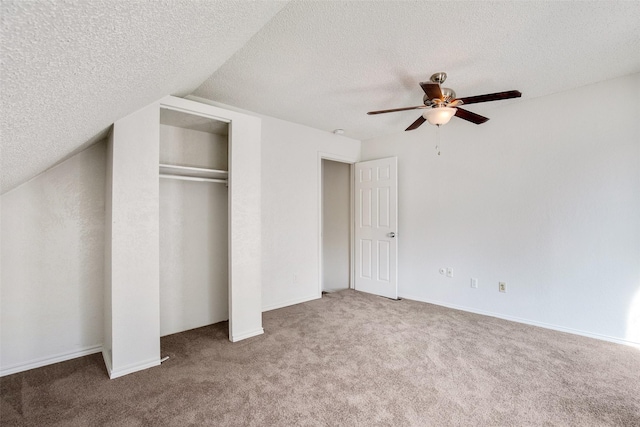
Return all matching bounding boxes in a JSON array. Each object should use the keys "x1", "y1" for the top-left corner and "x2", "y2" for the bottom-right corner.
[
  {"x1": 0, "y1": 0, "x2": 287, "y2": 193},
  {"x1": 195, "y1": 1, "x2": 640, "y2": 140},
  {"x1": 2, "y1": 1, "x2": 639, "y2": 193}
]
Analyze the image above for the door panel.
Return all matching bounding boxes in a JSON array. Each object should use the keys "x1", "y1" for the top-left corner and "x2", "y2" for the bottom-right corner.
[
  {"x1": 360, "y1": 188, "x2": 372, "y2": 227},
  {"x1": 354, "y1": 157, "x2": 398, "y2": 299},
  {"x1": 360, "y1": 239, "x2": 372, "y2": 278}
]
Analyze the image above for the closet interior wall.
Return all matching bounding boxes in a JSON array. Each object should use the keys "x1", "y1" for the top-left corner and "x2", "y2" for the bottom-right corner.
[{"x1": 159, "y1": 110, "x2": 229, "y2": 337}]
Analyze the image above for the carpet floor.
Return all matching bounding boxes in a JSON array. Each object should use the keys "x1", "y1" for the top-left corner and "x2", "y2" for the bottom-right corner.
[{"x1": 1, "y1": 289, "x2": 639, "y2": 426}]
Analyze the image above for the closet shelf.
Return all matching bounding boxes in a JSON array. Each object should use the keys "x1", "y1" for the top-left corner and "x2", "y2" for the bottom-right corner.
[{"x1": 159, "y1": 164, "x2": 228, "y2": 181}]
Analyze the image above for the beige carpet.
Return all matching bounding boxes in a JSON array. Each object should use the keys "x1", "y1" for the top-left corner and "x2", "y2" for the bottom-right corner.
[{"x1": 1, "y1": 289, "x2": 639, "y2": 426}]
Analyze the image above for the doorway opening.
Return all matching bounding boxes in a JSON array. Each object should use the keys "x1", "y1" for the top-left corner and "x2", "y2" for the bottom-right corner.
[
  {"x1": 321, "y1": 158, "x2": 353, "y2": 294},
  {"x1": 158, "y1": 108, "x2": 230, "y2": 338}
]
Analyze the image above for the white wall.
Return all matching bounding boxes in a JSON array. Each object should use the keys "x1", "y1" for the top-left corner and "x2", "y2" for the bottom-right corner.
[
  {"x1": 361, "y1": 73, "x2": 640, "y2": 345},
  {"x1": 260, "y1": 117, "x2": 361, "y2": 310},
  {"x1": 1, "y1": 74, "x2": 636, "y2": 377},
  {"x1": 159, "y1": 125, "x2": 229, "y2": 336},
  {"x1": 103, "y1": 130, "x2": 113, "y2": 370},
  {"x1": 184, "y1": 97, "x2": 363, "y2": 311},
  {"x1": 105, "y1": 102, "x2": 160, "y2": 378},
  {"x1": 0, "y1": 95, "x2": 359, "y2": 375},
  {"x1": 1, "y1": 142, "x2": 106, "y2": 375},
  {"x1": 322, "y1": 159, "x2": 351, "y2": 292}
]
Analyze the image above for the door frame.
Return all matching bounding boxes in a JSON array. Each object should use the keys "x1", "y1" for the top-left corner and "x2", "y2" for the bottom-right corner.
[
  {"x1": 164, "y1": 96, "x2": 264, "y2": 343},
  {"x1": 317, "y1": 152, "x2": 358, "y2": 298}
]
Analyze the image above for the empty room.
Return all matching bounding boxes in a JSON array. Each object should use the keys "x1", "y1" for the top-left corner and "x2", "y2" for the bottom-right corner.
[{"x1": 1, "y1": 1, "x2": 639, "y2": 426}]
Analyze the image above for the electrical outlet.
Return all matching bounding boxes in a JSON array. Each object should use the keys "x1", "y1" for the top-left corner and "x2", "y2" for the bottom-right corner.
[
  {"x1": 439, "y1": 268, "x2": 446, "y2": 275},
  {"x1": 471, "y1": 278, "x2": 478, "y2": 288},
  {"x1": 499, "y1": 282, "x2": 507, "y2": 293},
  {"x1": 446, "y1": 267, "x2": 453, "y2": 278}
]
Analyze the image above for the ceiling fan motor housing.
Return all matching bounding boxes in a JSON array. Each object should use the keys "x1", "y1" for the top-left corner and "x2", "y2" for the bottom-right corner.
[
  {"x1": 441, "y1": 88, "x2": 456, "y2": 102},
  {"x1": 423, "y1": 87, "x2": 457, "y2": 106}
]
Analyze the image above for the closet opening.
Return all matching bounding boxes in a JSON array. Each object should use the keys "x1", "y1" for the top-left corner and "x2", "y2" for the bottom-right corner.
[
  {"x1": 158, "y1": 108, "x2": 230, "y2": 340},
  {"x1": 321, "y1": 159, "x2": 353, "y2": 294}
]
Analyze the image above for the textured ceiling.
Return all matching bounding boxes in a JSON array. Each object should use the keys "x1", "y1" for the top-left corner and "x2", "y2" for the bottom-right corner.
[
  {"x1": 2, "y1": 1, "x2": 639, "y2": 193},
  {"x1": 0, "y1": 0, "x2": 286, "y2": 193},
  {"x1": 194, "y1": 1, "x2": 640, "y2": 141}
]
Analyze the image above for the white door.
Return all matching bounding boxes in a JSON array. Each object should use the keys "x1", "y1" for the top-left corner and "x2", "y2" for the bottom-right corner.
[{"x1": 354, "y1": 157, "x2": 398, "y2": 299}]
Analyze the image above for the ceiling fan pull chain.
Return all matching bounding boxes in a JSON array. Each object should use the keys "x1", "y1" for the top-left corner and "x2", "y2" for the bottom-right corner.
[{"x1": 435, "y1": 125, "x2": 441, "y2": 156}]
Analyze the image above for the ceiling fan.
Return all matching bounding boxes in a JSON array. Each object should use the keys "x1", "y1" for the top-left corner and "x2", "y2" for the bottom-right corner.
[{"x1": 367, "y1": 72, "x2": 521, "y2": 130}]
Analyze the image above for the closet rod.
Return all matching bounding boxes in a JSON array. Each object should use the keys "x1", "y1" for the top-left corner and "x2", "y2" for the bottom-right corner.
[{"x1": 160, "y1": 174, "x2": 227, "y2": 184}]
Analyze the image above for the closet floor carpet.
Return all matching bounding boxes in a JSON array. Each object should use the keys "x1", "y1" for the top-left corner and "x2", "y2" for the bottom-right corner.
[{"x1": 2, "y1": 289, "x2": 639, "y2": 426}]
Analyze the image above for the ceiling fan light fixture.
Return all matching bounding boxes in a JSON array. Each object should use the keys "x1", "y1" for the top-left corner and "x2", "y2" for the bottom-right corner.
[{"x1": 422, "y1": 107, "x2": 457, "y2": 126}]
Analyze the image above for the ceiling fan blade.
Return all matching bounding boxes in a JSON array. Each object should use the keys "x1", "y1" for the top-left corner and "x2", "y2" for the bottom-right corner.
[
  {"x1": 405, "y1": 116, "x2": 426, "y2": 131},
  {"x1": 419, "y1": 82, "x2": 443, "y2": 100},
  {"x1": 367, "y1": 105, "x2": 424, "y2": 115},
  {"x1": 458, "y1": 90, "x2": 522, "y2": 105},
  {"x1": 455, "y1": 108, "x2": 489, "y2": 125}
]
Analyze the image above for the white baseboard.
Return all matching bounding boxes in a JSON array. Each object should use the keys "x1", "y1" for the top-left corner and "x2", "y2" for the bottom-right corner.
[
  {"x1": 102, "y1": 349, "x2": 113, "y2": 377},
  {"x1": 0, "y1": 344, "x2": 103, "y2": 377},
  {"x1": 262, "y1": 293, "x2": 320, "y2": 312},
  {"x1": 107, "y1": 356, "x2": 161, "y2": 379},
  {"x1": 400, "y1": 293, "x2": 640, "y2": 348},
  {"x1": 231, "y1": 328, "x2": 264, "y2": 342}
]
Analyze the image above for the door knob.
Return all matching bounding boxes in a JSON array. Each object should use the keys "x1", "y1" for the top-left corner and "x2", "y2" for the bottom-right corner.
[{"x1": 388, "y1": 232, "x2": 396, "y2": 238}]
